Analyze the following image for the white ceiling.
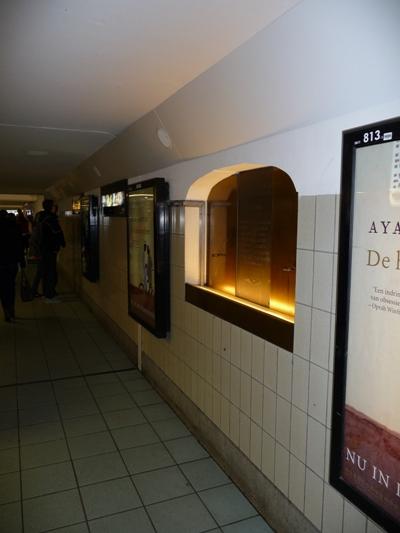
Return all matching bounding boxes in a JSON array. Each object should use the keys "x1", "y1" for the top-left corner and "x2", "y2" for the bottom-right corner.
[{"x1": 0, "y1": 0, "x2": 301, "y2": 194}]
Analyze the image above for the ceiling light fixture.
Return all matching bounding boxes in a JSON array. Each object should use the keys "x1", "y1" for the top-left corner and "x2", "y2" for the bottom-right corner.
[{"x1": 157, "y1": 128, "x2": 172, "y2": 149}]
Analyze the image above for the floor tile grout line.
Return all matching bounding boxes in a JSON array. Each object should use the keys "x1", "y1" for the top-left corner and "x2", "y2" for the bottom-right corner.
[
  {"x1": 118, "y1": 374, "x2": 228, "y2": 530},
  {"x1": 0, "y1": 367, "x2": 136, "y2": 390},
  {"x1": 32, "y1": 303, "x2": 91, "y2": 531},
  {"x1": 80, "y1": 371, "x2": 161, "y2": 533},
  {"x1": 48, "y1": 378, "x2": 91, "y2": 531}
]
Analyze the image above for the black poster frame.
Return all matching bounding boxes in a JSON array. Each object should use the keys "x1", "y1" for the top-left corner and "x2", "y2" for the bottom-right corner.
[
  {"x1": 331, "y1": 116, "x2": 400, "y2": 533},
  {"x1": 126, "y1": 178, "x2": 170, "y2": 338},
  {"x1": 81, "y1": 194, "x2": 99, "y2": 283},
  {"x1": 101, "y1": 179, "x2": 127, "y2": 217}
]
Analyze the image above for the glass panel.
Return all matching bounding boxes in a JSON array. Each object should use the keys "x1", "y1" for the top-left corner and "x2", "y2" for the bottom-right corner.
[
  {"x1": 206, "y1": 167, "x2": 297, "y2": 318},
  {"x1": 236, "y1": 170, "x2": 272, "y2": 306},
  {"x1": 207, "y1": 175, "x2": 237, "y2": 294},
  {"x1": 128, "y1": 186, "x2": 156, "y2": 328}
]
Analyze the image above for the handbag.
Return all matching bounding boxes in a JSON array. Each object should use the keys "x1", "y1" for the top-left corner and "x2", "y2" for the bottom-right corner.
[{"x1": 20, "y1": 269, "x2": 33, "y2": 302}]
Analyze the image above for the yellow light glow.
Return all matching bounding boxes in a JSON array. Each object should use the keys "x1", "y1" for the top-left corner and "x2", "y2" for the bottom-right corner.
[
  {"x1": 198, "y1": 286, "x2": 294, "y2": 324},
  {"x1": 221, "y1": 284, "x2": 235, "y2": 295},
  {"x1": 269, "y1": 298, "x2": 295, "y2": 317}
]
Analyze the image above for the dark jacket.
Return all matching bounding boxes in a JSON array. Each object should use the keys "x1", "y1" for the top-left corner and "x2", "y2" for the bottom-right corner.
[
  {"x1": 36, "y1": 210, "x2": 66, "y2": 253},
  {"x1": 0, "y1": 215, "x2": 26, "y2": 267}
]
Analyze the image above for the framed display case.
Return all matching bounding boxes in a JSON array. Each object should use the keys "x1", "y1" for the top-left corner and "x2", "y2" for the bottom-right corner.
[
  {"x1": 127, "y1": 178, "x2": 170, "y2": 337},
  {"x1": 331, "y1": 116, "x2": 400, "y2": 532},
  {"x1": 81, "y1": 194, "x2": 99, "y2": 282},
  {"x1": 101, "y1": 179, "x2": 127, "y2": 217}
]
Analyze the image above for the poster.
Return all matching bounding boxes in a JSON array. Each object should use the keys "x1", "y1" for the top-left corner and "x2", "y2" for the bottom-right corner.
[
  {"x1": 331, "y1": 117, "x2": 400, "y2": 532},
  {"x1": 128, "y1": 186, "x2": 156, "y2": 327},
  {"x1": 127, "y1": 178, "x2": 170, "y2": 337}
]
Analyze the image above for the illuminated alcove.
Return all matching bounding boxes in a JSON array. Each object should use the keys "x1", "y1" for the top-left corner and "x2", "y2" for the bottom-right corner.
[{"x1": 185, "y1": 163, "x2": 298, "y2": 351}]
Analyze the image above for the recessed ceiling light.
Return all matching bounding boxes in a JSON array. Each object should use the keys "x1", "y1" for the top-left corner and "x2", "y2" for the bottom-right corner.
[
  {"x1": 157, "y1": 128, "x2": 172, "y2": 149},
  {"x1": 27, "y1": 150, "x2": 48, "y2": 156}
]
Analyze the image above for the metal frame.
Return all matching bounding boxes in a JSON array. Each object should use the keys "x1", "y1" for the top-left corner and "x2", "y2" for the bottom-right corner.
[
  {"x1": 330, "y1": 116, "x2": 400, "y2": 533},
  {"x1": 127, "y1": 178, "x2": 170, "y2": 338}
]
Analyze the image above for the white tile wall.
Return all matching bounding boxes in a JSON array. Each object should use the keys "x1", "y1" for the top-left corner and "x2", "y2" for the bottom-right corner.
[
  {"x1": 275, "y1": 443, "x2": 290, "y2": 496},
  {"x1": 342, "y1": 501, "x2": 367, "y2": 533},
  {"x1": 289, "y1": 454, "x2": 306, "y2": 512},
  {"x1": 72, "y1": 198, "x2": 375, "y2": 533},
  {"x1": 305, "y1": 468, "x2": 324, "y2": 530}
]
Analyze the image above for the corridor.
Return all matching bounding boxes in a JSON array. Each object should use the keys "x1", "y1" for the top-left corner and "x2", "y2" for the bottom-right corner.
[{"x1": 0, "y1": 290, "x2": 272, "y2": 532}]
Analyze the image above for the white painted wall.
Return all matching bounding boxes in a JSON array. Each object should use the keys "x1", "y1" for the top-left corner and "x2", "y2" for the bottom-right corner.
[{"x1": 129, "y1": 99, "x2": 400, "y2": 199}]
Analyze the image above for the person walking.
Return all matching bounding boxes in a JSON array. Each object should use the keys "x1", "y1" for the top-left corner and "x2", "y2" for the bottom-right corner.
[
  {"x1": 0, "y1": 210, "x2": 26, "y2": 321},
  {"x1": 34, "y1": 199, "x2": 66, "y2": 302}
]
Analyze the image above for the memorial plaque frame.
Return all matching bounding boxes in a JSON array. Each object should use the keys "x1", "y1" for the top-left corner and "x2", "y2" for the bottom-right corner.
[
  {"x1": 331, "y1": 116, "x2": 400, "y2": 533},
  {"x1": 127, "y1": 178, "x2": 170, "y2": 338}
]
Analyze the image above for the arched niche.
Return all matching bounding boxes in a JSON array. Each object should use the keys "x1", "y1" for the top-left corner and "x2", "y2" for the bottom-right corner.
[{"x1": 185, "y1": 163, "x2": 298, "y2": 351}]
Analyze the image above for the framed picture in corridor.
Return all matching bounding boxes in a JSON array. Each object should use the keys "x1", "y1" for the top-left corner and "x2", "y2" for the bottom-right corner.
[
  {"x1": 331, "y1": 116, "x2": 400, "y2": 532},
  {"x1": 127, "y1": 178, "x2": 170, "y2": 338},
  {"x1": 81, "y1": 194, "x2": 99, "y2": 282}
]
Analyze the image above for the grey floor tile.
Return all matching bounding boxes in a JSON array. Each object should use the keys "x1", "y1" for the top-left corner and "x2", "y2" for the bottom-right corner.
[
  {"x1": 19, "y1": 404, "x2": 60, "y2": 427},
  {"x1": 21, "y1": 461, "x2": 76, "y2": 499},
  {"x1": 74, "y1": 451, "x2": 128, "y2": 486},
  {"x1": 180, "y1": 458, "x2": 230, "y2": 491},
  {"x1": 147, "y1": 493, "x2": 217, "y2": 533},
  {"x1": 0, "y1": 501, "x2": 22, "y2": 532},
  {"x1": 21, "y1": 439, "x2": 69, "y2": 470},
  {"x1": 116, "y1": 369, "x2": 141, "y2": 382},
  {"x1": 112, "y1": 423, "x2": 159, "y2": 450},
  {"x1": 0, "y1": 387, "x2": 17, "y2": 411},
  {"x1": 59, "y1": 400, "x2": 99, "y2": 420},
  {"x1": 23, "y1": 489, "x2": 85, "y2": 533},
  {"x1": 63, "y1": 414, "x2": 107, "y2": 438},
  {"x1": 0, "y1": 410, "x2": 18, "y2": 430},
  {"x1": 89, "y1": 382, "x2": 126, "y2": 398},
  {"x1": 141, "y1": 403, "x2": 176, "y2": 422},
  {"x1": 0, "y1": 471, "x2": 20, "y2": 504},
  {"x1": 122, "y1": 442, "x2": 175, "y2": 474},
  {"x1": 96, "y1": 393, "x2": 135, "y2": 413},
  {"x1": 55, "y1": 388, "x2": 93, "y2": 405},
  {"x1": 0, "y1": 428, "x2": 18, "y2": 450},
  {"x1": 103, "y1": 407, "x2": 146, "y2": 429},
  {"x1": 81, "y1": 476, "x2": 141, "y2": 519},
  {"x1": 68, "y1": 431, "x2": 116, "y2": 459},
  {"x1": 151, "y1": 418, "x2": 190, "y2": 441},
  {"x1": 0, "y1": 447, "x2": 19, "y2": 474},
  {"x1": 89, "y1": 507, "x2": 154, "y2": 533},
  {"x1": 221, "y1": 516, "x2": 273, "y2": 533},
  {"x1": 47, "y1": 523, "x2": 89, "y2": 532},
  {"x1": 123, "y1": 378, "x2": 153, "y2": 394},
  {"x1": 198, "y1": 484, "x2": 257, "y2": 526},
  {"x1": 133, "y1": 465, "x2": 193, "y2": 505},
  {"x1": 165, "y1": 436, "x2": 209, "y2": 464},
  {"x1": 107, "y1": 355, "x2": 134, "y2": 371},
  {"x1": 20, "y1": 421, "x2": 64, "y2": 446},
  {"x1": 131, "y1": 390, "x2": 163, "y2": 406},
  {"x1": 17, "y1": 382, "x2": 55, "y2": 407},
  {"x1": 86, "y1": 373, "x2": 119, "y2": 386},
  {"x1": 53, "y1": 378, "x2": 87, "y2": 394}
]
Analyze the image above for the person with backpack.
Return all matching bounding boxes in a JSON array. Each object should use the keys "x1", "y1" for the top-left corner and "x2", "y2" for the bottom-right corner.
[
  {"x1": 31, "y1": 199, "x2": 66, "y2": 302},
  {"x1": 0, "y1": 210, "x2": 26, "y2": 321}
]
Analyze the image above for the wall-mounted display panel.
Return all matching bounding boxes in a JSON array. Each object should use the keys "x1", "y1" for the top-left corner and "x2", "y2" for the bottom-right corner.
[
  {"x1": 101, "y1": 179, "x2": 127, "y2": 217},
  {"x1": 331, "y1": 117, "x2": 400, "y2": 533},
  {"x1": 127, "y1": 178, "x2": 170, "y2": 338},
  {"x1": 81, "y1": 195, "x2": 99, "y2": 282}
]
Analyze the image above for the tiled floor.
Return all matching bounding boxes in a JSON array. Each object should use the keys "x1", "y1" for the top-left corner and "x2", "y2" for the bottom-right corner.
[{"x1": 0, "y1": 289, "x2": 274, "y2": 532}]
